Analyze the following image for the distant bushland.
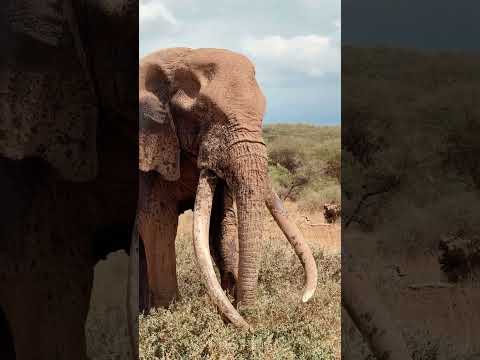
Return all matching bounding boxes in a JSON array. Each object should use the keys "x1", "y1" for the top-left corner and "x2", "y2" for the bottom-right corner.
[{"x1": 264, "y1": 123, "x2": 340, "y2": 212}]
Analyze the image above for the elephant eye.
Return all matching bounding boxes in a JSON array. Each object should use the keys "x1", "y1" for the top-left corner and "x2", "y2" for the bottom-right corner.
[{"x1": 201, "y1": 64, "x2": 216, "y2": 81}]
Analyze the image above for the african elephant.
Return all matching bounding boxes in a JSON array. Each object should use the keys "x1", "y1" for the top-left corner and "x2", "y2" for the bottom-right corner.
[
  {"x1": 138, "y1": 48, "x2": 318, "y2": 328},
  {"x1": 0, "y1": 1, "x2": 137, "y2": 359}
]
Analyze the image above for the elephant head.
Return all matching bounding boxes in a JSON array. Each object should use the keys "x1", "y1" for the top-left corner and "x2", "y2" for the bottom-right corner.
[
  {"x1": 7, "y1": 0, "x2": 65, "y2": 47},
  {"x1": 139, "y1": 48, "x2": 318, "y2": 328},
  {"x1": 2, "y1": 0, "x2": 138, "y2": 181},
  {"x1": 2, "y1": 1, "x2": 139, "y2": 358}
]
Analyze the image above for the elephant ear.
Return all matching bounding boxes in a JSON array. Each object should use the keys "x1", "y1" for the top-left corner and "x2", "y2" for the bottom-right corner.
[
  {"x1": 139, "y1": 51, "x2": 194, "y2": 181},
  {"x1": 139, "y1": 91, "x2": 180, "y2": 181},
  {"x1": 0, "y1": 3, "x2": 98, "y2": 182},
  {"x1": 8, "y1": 0, "x2": 65, "y2": 47}
]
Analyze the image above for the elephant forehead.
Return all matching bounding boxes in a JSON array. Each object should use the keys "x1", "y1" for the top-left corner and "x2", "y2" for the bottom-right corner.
[{"x1": 187, "y1": 49, "x2": 255, "y2": 74}]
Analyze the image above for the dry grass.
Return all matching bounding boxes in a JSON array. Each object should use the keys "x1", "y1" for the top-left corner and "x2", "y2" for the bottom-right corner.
[
  {"x1": 86, "y1": 207, "x2": 340, "y2": 360},
  {"x1": 87, "y1": 123, "x2": 341, "y2": 359},
  {"x1": 265, "y1": 124, "x2": 340, "y2": 206},
  {"x1": 342, "y1": 47, "x2": 480, "y2": 359},
  {"x1": 140, "y1": 206, "x2": 340, "y2": 360}
]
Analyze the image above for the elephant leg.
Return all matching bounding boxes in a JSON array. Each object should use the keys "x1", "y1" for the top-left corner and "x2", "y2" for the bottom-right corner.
[
  {"x1": 3, "y1": 267, "x2": 93, "y2": 360},
  {"x1": 138, "y1": 236, "x2": 150, "y2": 312},
  {"x1": 0, "y1": 215, "x2": 93, "y2": 360},
  {"x1": 0, "y1": 306, "x2": 15, "y2": 359},
  {"x1": 138, "y1": 177, "x2": 179, "y2": 309},
  {"x1": 210, "y1": 183, "x2": 239, "y2": 297},
  {"x1": 0, "y1": 158, "x2": 94, "y2": 360},
  {"x1": 138, "y1": 213, "x2": 179, "y2": 308}
]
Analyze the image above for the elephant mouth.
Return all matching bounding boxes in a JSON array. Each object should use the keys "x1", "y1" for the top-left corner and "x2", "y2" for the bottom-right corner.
[{"x1": 192, "y1": 168, "x2": 318, "y2": 328}]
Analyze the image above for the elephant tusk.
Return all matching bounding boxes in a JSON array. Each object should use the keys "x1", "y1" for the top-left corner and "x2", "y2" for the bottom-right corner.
[
  {"x1": 193, "y1": 169, "x2": 251, "y2": 329},
  {"x1": 343, "y1": 269, "x2": 412, "y2": 359},
  {"x1": 265, "y1": 188, "x2": 318, "y2": 303}
]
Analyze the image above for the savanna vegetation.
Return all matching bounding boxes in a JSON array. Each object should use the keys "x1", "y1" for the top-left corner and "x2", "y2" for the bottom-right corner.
[
  {"x1": 342, "y1": 46, "x2": 480, "y2": 359},
  {"x1": 265, "y1": 124, "x2": 340, "y2": 212},
  {"x1": 138, "y1": 124, "x2": 341, "y2": 359},
  {"x1": 86, "y1": 124, "x2": 341, "y2": 360},
  {"x1": 140, "y1": 213, "x2": 340, "y2": 360},
  {"x1": 342, "y1": 46, "x2": 480, "y2": 235}
]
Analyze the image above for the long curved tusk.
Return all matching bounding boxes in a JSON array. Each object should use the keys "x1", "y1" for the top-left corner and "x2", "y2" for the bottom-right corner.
[
  {"x1": 343, "y1": 269, "x2": 412, "y2": 360},
  {"x1": 193, "y1": 169, "x2": 250, "y2": 329},
  {"x1": 265, "y1": 189, "x2": 318, "y2": 302}
]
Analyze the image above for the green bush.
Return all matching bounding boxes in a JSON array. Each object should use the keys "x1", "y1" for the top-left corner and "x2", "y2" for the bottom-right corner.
[
  {"x1": 139, "y1": 225, "x2": 340, "y2": 360},
  {"x1": 265, "y1": 124, "x2": 340, "y2": 207},
  {"x1": 138, "y1": 123, "x2": 342, "y2": 359},
  {"x1": 298, "y1": 185, "x2": 341, "y2": 213},
  {"x1": 342, "y1": 46, "x2": 480, "y2": 231}
]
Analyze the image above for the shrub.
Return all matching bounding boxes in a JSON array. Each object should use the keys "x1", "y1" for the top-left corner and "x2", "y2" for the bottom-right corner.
[
  {"x1": 266, "y1": 124, "x2": 340, "y2": 206},
  {"x1": 298, "y1": 185, "x2": 341, "y2": 213},
  {"x1": 268, "y1": 145, "x2": 305, "y2": 173},
  {"x1": 139, "y1": 212, "x2": 341, "y2": 359}
]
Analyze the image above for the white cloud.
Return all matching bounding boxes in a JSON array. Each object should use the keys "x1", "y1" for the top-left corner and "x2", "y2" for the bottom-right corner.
[
  {"x1": 301, "y1": 0, "x2": 324, "y2": 9},
  {"x1": 139, "y1": 0, "x2": 341, "y2": 123},
  {"x1": 242, "y1": 34, "x2": 340, "y2": 78},
  {"x1": 140, "y1": 0, "x2": 178, "y2": 26}
]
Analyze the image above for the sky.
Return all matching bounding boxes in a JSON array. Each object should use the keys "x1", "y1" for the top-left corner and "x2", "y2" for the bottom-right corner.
[
  {"x1": 342, "y1": 0, "x2": 479, "y2": 52},
  {"x1": 139, "y1": 0, "x2": 341, "y2": 124}
]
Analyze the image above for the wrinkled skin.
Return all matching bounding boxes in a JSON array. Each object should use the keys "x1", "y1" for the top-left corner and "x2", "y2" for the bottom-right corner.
[
  {"x1": 138, "y1": 48, "x2": 318, "y2": 327},
  {"x1": 138, "y1": 48, "x2": 267, "y2": 311},
  {"x1": 0, "y1": 1, "x2": 137, "y2": 359},
  {"x1": 139, "y1": 48, "x2": 411, "y2": 359}
]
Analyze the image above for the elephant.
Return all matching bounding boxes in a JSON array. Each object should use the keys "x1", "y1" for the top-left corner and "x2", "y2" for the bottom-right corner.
[
  {"x1": 0, "y1": 1, "x2": 138, "y2": 359},
  {"x1": 138, "y1": 48, "x2": 413, "y2": 359},
  {"x1": 138, "y1": 48, "x2": 318, "y2": 328}
]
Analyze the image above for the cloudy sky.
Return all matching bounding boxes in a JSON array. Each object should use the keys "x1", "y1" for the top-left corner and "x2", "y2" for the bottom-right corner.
[
  {"x1": 342, "y1": 0, "x2": 479, "y2": 52},
  {"x1": 139, "y1": 0, "x2": 341, "y2": 124}
]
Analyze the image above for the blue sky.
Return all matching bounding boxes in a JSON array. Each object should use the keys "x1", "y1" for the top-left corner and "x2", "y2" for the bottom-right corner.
[{"x1": 139, "y1": 0, "x2": 341, "y2": 124}]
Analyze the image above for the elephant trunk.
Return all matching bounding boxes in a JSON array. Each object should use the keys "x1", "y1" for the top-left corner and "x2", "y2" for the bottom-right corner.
[
  {"x1": 265, "y1": 189, "x2": 318, "y2": 302},
  {"x1": 193, "y1": 169, "x2": 250, "y2": 329},
  {"x1": 230, "y1": 148, "x2": 268, "y2": 308}
]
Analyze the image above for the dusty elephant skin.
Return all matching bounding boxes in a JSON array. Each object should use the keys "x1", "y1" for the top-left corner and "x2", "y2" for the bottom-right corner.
[
  {"x1": 0, "y1": 1, "x2": 137, "y2": 359},
  {"x1": 138, "y1": 48, "x2": 318, "y2": 328}
]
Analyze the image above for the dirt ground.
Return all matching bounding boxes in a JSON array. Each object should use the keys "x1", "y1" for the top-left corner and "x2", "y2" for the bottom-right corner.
[
  {"x1": 86, "y1": 204, "x2": 341, "y2": 359},
  {"x1": 343, "y1": 229, "x2": 480, "y2": 360},
  {"x1": 85, "y1": 204, "x2": 480, "y2": 359},
  {"x1": 175, "y1": 201, "x2": 341, "y2": 255}
]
